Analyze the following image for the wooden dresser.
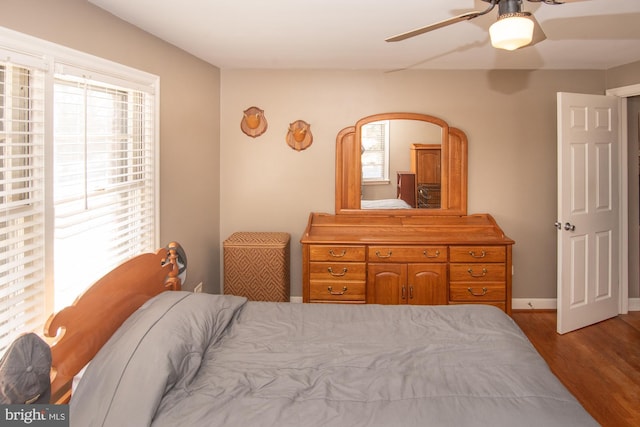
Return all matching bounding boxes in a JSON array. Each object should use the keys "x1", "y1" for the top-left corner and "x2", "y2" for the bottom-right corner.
[
  {"x1": 301, "y1": 212, "x2": 514, "y2": 314},
  {"x1": 322, "y1": 112, "x2": 515, "y2": 314}
]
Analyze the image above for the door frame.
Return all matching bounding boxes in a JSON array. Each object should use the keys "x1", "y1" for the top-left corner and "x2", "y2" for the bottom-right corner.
[{"x1": 605, "y1": 83, "x2": 640, "y2": 314}]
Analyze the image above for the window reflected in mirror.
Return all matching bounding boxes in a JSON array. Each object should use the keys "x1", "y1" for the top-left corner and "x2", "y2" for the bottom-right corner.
[{"x1": 361, "y1": 120, "x2": 389, "y2": 183}]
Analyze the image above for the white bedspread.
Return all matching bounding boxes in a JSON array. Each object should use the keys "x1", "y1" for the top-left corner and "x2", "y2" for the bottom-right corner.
[{"x1": 361, "y1": 198, "x2": 412, "y2": 209}]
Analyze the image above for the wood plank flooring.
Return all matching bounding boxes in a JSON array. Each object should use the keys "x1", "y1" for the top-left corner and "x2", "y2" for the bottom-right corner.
[{"x1": 512, "y1": 310, "x2": 640, "y2": 427}]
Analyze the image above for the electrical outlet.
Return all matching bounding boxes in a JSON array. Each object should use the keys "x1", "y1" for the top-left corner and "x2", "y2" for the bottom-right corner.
[{"x1": 194, "y1": 282, "x2": 203, "y2": 293}]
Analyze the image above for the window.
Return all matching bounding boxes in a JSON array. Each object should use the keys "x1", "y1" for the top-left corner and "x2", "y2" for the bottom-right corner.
[
  {"x1": 0, "y1": 62, "x2": 46, "y2": 353},
  {"x1": 361, "y1": 120, "x2": 390, "y2": 183},
  {"x1": 52, "y1": 72, "x2": 157, "y2": 310},
  {"x1": 0, "y1": 29, "x2": 159, "y2": 354}
]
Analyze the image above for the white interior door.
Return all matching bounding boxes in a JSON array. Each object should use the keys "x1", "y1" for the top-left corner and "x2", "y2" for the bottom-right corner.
[{"x1": 557, "y1": 92, "x2": 620, "y2": 334}]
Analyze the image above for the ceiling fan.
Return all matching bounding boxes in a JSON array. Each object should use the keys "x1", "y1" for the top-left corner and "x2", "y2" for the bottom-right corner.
[{"x1": 386, "y1": 0, "x2": 586, "y2": 51}]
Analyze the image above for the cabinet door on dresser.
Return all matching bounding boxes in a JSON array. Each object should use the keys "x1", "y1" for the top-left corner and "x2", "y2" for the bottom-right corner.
[
  {"x1": 449, "y1": 246, "x2": 508, "y2": 311},
  {"x1": 409, "y1": 264, "x2": 448, "y2": 305},
  {"x1": 307, "y1": 245, "x2": 366, "y2": 303},
  {"x1": 366, "y1": 246, "x2": 447, "y2": 305},
  {"x1": 367, "y1": 263, "x2": 447, "y2": 305},
  {"x1": 367, "y1": 263, "x2": 406, "y2": 305}
]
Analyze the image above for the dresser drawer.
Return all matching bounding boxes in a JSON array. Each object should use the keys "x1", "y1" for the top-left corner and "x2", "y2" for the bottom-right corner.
[
  {"x1": 309, "y1": 245, "x2": 366, "y2": 262},
  {"x1": 449, "y1": 246, "x2": 505, "y2": 263},
  {"x1": 449, "y1": 263, "x2": 505, "y2": 282},
  {"x1": 309, "y1": 281, "x2": 366, "y2": 302},
  {"x1": 309, "y1": 262, "x2": 366, "y2": 281},
  {"x1": 448, "y1": 300, "x2": 506, "y2": 311},
  {"x1": 368, "y1": 246, "x2": 447, "y2": 262},
  {"x1": 449, "y1": 282, "x2": 506, "y2": 302}
]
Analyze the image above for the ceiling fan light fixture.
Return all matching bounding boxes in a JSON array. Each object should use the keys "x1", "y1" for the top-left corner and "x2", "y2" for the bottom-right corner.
[{"x1": 489, "y1": 12, "x2": 535, "y2": 51}]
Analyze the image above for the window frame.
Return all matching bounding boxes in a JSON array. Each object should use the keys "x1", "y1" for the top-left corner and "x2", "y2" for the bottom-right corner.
[
  {"x1": 0, "y1": 27, "x2": 160, "y2": 351},
  {"x1": 361, "y1": 119, "x2": 391, "y2": 184}
]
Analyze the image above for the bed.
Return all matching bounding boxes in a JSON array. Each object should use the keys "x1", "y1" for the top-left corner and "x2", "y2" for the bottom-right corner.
[
  {"x1": 361, "y1": 198, "x2": 413, "y2": 209},
  {"x1": 46, "y1": 244, "x2": 598, "y2": 427},
  {"x1": 44, "y1": 242, "x2": 183, "y2": 404}
]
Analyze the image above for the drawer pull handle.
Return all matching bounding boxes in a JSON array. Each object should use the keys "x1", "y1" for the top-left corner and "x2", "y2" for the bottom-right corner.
[
  {"x1": 468, "y1": 250, "x2": 486, "y2": 258},
  {"x1": 423, "y1": 249, "x2": 440, "y2": 258},
  {"x1": 375, "y1": 250, "x2": 393, "y2": 258},
  {"x1": 328, "y1": 286, "x2": 348, "y2": 296},
  {"x1": 327, "y1": 267, "x2": 348, "y2": 277},
  {"x1": 467, "y1": 287, "x2": 488, "y2": 297},
  {"x1": 467, "y1": 267, "x2": 488, "y2": 278},
  {"x1": 328, "y1": 249, "x2": 347, "y2": 258}
]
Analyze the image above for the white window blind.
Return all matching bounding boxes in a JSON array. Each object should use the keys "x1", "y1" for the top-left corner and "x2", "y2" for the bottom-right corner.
[
  {"x1": 0, "y1": 27, "x2": 160, "y2": 356},
  {"x1": 53, "y1": 72, "x2": 156, "y2": 311},
  {"x1": 361, "y1": 120, "x2": 390, "y2": 182},
  {"x1": 0, "y1": 61, "x2": 46, "y2": 353}
]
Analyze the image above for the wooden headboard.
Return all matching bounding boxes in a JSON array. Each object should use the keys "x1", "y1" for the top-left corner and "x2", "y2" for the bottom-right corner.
[{"x1": 44, "y1": 242, "x2": 183, "y2": 404}]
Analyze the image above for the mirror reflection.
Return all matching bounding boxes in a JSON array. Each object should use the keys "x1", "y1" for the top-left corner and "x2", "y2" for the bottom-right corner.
[
  {"x1": 360, "y1": 119, "x2": 443, "y2": 209},
  {"x1": 335, "y1": 112, "x2": 467, "y2": 215}
]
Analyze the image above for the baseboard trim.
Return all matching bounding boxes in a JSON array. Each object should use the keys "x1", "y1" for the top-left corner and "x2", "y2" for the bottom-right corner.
[
  {"x1": 512, "y1": 298, "x2": 557, "y2": 310},
  {"x1": 513, "y1": 298, "x2": 640, "y2": 312},
  {"x1": 290, "y1": 296, "x2": 303, "y2": 304}
]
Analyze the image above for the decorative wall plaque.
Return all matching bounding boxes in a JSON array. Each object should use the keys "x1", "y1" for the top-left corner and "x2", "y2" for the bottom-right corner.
[
  {"x1": 241, "y1": 106, "x2": 268, "y2": 138},
  {"x1": 286, "y1": 120, "x2": 312, "y2": 151}
]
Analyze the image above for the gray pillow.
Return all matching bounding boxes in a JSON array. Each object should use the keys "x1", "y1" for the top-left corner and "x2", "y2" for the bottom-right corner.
[{"x1": 0, "y1": 332, "x2": 52, "y2": 404}]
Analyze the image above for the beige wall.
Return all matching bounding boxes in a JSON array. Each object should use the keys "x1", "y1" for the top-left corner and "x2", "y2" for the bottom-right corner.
[
  {"x1": 0, "y1": 0, "x2": 222, "y2": 292},
  {"x1": 607, "y1": 60, "x2": 640, "y2": 90},
  {"x1": 220, "y1": 69, "x2": 608, "y2": 299},
  {"x1": 607, "y1": 60, "x2": 640, "y2": 299}
]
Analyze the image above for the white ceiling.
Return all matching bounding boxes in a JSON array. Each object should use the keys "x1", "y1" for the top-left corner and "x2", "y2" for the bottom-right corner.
[{"x1": 89, "y1": 0, "x2": 640, "y2": 71}]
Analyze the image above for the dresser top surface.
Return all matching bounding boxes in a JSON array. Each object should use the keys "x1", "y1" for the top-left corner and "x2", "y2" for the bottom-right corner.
[{"x1": 301, "y1": 212, "x2": 514, "y2": 245}]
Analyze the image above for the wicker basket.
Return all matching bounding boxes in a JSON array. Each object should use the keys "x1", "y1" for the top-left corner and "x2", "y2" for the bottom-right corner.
[{"x1": 223, "y1": 232, "x2": 290, "y2": 302}]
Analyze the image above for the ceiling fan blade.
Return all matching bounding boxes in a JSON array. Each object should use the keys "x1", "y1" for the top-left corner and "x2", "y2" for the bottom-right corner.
[
  {"x1": 523, "y1": 13, "x2": 547, "y2": 48},
  {"x1": 385, "y1": 11, "x2": 483, "y2": 42}
]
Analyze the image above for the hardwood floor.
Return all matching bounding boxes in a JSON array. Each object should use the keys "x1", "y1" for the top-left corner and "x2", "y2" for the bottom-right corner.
[{"x1": 512, "y1": 310, "x2": 640, "y2": 427}]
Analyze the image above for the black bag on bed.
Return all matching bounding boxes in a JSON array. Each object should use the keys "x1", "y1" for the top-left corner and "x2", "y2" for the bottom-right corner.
[{"x1": 0, "y1": 332, "x2": 52, "y2": 404}]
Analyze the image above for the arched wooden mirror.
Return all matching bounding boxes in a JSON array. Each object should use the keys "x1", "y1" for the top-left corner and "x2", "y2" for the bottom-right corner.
[{"x1": 335, "y1": 112, "x2": 467, "y2": 215}]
